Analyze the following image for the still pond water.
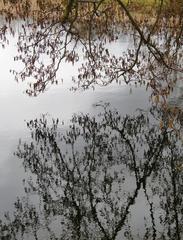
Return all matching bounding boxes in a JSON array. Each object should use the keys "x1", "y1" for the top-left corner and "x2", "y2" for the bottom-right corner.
[{"x1": 0, "y1": 27, "x2": 183, "y2": 240}]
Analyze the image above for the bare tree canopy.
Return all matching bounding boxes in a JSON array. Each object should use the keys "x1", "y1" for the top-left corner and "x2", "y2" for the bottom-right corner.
[{"x1": 0, "y1": 0, "x2": 183, "y2": 100}]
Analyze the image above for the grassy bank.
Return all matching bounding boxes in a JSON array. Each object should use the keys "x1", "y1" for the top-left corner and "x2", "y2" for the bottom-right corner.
[
  {"x1": 0, "y1": 0, "x2": 182, "y2": 31},
  {"x1": 0, "y1": 0, "x2": 182, "y2": 13}
]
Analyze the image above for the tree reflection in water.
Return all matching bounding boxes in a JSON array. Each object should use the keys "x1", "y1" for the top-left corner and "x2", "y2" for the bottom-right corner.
[{"x1": 0, "y1": 104, "x2": 183, "y2": 240}]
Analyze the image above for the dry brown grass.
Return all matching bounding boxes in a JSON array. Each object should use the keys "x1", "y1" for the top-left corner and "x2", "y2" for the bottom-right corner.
[{"x1": 0, "y1": 0, "x2": 182, "y2": 20}]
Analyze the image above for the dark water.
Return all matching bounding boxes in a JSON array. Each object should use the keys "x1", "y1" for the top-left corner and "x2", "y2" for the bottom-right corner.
[{"x1": 0, "y1": 29, "x2": 183, "y2": 240}]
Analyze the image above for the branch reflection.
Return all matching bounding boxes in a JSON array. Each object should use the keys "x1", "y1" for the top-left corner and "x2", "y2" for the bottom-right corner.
[{"x1": 0, "y1": 104, "x2": 183, "y2": 239}]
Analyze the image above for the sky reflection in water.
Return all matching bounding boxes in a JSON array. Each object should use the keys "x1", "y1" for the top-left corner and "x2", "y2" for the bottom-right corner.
[
  {"x1": 0, "y1": 29, "x2": 183, "y2": 240},
  {"x1": 0, "y1": 34, "x2": 150, "y2": 215}
]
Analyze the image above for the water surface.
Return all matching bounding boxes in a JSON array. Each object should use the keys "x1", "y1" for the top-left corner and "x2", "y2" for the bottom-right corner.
[{"x1": 0, "y1": 25, "x2": 183, "y2": 240}]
